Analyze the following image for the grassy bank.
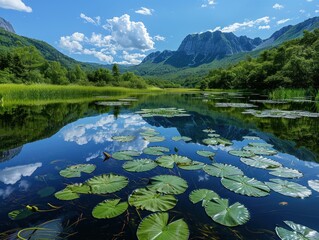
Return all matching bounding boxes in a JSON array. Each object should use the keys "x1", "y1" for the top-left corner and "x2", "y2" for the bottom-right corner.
[{"x1": 269, "y1": 88, "x2": 317, "y2": 100}]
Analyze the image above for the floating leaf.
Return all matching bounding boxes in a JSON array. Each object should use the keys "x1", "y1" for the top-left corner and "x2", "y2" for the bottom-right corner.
[
  {"x1": 156, "y1": 155, "x2": 192, "y2": 169},
  {"x1": 55, "y1": 188, "x2": 80, "y2": 201},
  {"x1": 269, "y1": 168, "x2": 303, "y2": 179},
  {"x1": 140, "y1": 130, "x2": 159, "y2": 137},
  {"x1": 144, "y1": 136, "x2": 165, "y2": 142},
  {"x1": 242, "y1": 109, "x2": 319, "y2": 119},
  {"x1": 221, "y1": 176, "x2": 270, "y2": 197},
  {"x1": 92, "y1": 199, "x2": 128, "y2": 219},
  {"x1": 8, "y1": 209, "x2": 33, "y2": 220},
  {"x1": 197, "y1": 150, "x2": 216, "y2": 158},
  {"x1": 136, "y1": 108, "x2": 190, "y2": 118},
  {"x1": 143, "y1": 146, "x2": 169, "y2": 156},
  {"x1": 67, "y1": 183, "x2": 90, "y2": 194},
  {"x1": 215, "y1": 103, "x2": 257, "y2": 108},
  {"x1": 189, "y1": 189, "x2": 220, "y2": 205},
  {"x1": 204, "y1": 198, "x2": 250, "y2": 227},
  {"x1": 203, "y1": 129, "x2": 216, "y2": 133},
  {"x1": 243, "y1": 146, "x2": 277, "y2": 156},
  {"x1": 137, "y1": 212, "x2": 189, "y2": 240},
  {"x1": 148, "y1": 175, "x2": 188, "y2": 195},
  {"x1": 204, "y1": 163, "x2": 243, "y2": 178},
  {"x1": 37, "y1": 186, "x2": 56, "y2": 198},
  {"x1": 96, "y1": 101, "x2": 130, "y2": 106},
  {"x1": 86, "y1": 174, "x2": 129, "y2": 194},
  {"x1": 276, "y1": 221, "x2": 319, "y2": 240},
  {"x1": 266, "y1": 179, "x2": 311, "y2": 198},
  {"x1": 248, "y1": 142, "x2": 274, "y2": 148},
  {"x1": 243, "y1": 136, "x2": 261, "y2": 140},
  {"x1": 123, "y1": 159, "x2": 157, "y2": 172},
  {"x1": 240, "y1": 156, "x2": 282, "y2": 169},
  {"x1": 177, "y1": 161, "x2": 205, "y2": 170},
  {"x1": 172, "y1": 136, "x2": 192, "y2": 142},
  {"x1": 208, "y1": 133, "x2": 220, "y2": 138},
  {"x1": 216, "y1": 138, "x2": 233, "y2": 146},
  {"x1": 228, "y1": 150, "x2": 255, "y2": 158},
  {"x1": 112, "y1": 150, "x2": 140, "y2": 161},
  {"x1": 112, "y1": 135, "x2": 135, "y2": 142},
  {"x1": 59, "y1": 164, "x2": 96, "y2": 178},
  {"x1": 203, "y1": 138, "x2": 218, "y2": 145},
  {"x1": 128, "y1": 188, "x2": 177, "y2": 212},
  {"x1": 308, "y1": 180, "x2": 319, "y2": 192}
]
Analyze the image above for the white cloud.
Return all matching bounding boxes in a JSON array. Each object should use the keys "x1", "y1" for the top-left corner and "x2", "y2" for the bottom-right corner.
[
  {"x1": 0, "y1": 186, "x2": 14, "y2": 199},
  {"x1": 154, "y1": 35, "x2": 165, "y2": 41},
  {"x1": 117, "y1": 51, "x2": 147, "y2": 65},
  {"x1": 259, "y1": 25, "x2": 271, "y2": 30},
  {"x1": 213, "y1": 16, "x2": 270, "y2": 33},
  {"x1": 0, "y1": 163, "x2": 42, "y2": 185},
  {"x1": 300, "y1": 9, "x2": 306, "y2": 13},
  {"x1": 135, "y1": 7, "x2": 154, "y2": 16},
  {"x1": 80, "y1": 13, "x2": 101, "y2": 25},
  {"x1": 273, "y1": 3, "x2": 284, "y2": 10},
  {"x1": 277, "y1": 18, "x2": 291, "y2": 25},
  {"x1": 0, "y1": 0, "x2": 32, "y2": 12},
  {"x1": 315, "y1": 10, "x2": 319, "y2": 13},
  {"x1": 60, "y1": 33, "x2": 84, "y2": 53},
  {"x1": 201, "y1": 0, "x2": 216, "y2": 8}
]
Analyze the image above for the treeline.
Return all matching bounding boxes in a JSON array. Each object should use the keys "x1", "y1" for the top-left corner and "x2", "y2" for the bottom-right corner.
[
  {"x1": 200, "y1": 30, "x2": 319, "y2": 90},
  {"x1": 0, "y1": 46, "x2": 148, "y2": 88}
]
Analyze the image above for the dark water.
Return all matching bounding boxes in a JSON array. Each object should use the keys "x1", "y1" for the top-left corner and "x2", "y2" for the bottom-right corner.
[{"x1": 0, "y1": 92, "x2": 319, "y2": 240}]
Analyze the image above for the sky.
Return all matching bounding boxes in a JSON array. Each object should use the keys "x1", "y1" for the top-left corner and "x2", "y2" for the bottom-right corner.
[{"x1": 0, "y1": 0, "x2": 318, "y2": 65}]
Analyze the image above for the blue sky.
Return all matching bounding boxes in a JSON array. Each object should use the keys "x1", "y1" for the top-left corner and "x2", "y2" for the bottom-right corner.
[{"x1": 0, "y1": 0, "x2": 318, "y2": 64}]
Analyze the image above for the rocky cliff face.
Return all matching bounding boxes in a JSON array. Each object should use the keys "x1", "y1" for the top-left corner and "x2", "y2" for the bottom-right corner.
[{"x1": 0, "y1": 17, "x2": 15, "y2": 33}]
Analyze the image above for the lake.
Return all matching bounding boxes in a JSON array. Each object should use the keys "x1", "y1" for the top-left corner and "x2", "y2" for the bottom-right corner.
[{"x1": 0, "y1": 91, "x2": 319, "y2": 240}]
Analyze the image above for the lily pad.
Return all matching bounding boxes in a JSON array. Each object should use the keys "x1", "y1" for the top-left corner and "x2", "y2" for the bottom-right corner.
[
  {"x1": 228, "y1": 150, "x2": 255, "y2": 158},
  {"x1": 147, "y1": 175, "x2": 188, "y2": 195},
  {"x1": 276, "y1": 221, "x2": 319, "y2": 240},
  {"x1": 59, "y1": 164, "x2": 96, "y2": 178},
  {"x1": 208, "y1": 133, "x2": 221, "y2": 138},
  {"x1": 203, "y1": 129, "x2": 216, "y2": 133},
  {"x1": 221, "y1": 175, "x2": 270, "y2": 197},
  {"x1": 136, "y1": 108, "x2": 190, "y2": 118},
  {"x1": 112, "y1": 135, "x2": 135, "y2": 142},
  {"x1": 86, "y1": 174, "x2": 129, "y2": 194},
  {"x1": 172, "y1": 136, "x2": 192, "y2": 142},
  {"x1": 143, "y1": 146, "x2": 169, "y2": 156},
  {"x1": 204, "y1": 198, "x2": 250, "y2": 227},
  {"x1": 156, "y1": 155, "x2": 192, "y2": 169},
  {"x1": 123, "y1": 159, "x2": 157, "y2": 172},
  {"x1": 137, "y1": 212, "x2": 189, "y2": 240},
  {"x1": 203, "y1": 163, "x2": 243, "y2": 178},
  {"x1": 8, "y1": 208, "x2": 34, "y2": 220},
  {"x1": 266, "y1": 179, "x2": 312, "y2": 198},
  {"x1": 144, "y1": 136, "x2": 165, "y2": 142},
  {"x1": 128, "y1": 188, "x2": 177, "y2": 212},
  {"x1": 67, "y1": 183, "x2": 90, "y2": 194},
  {"x1": 37, "y1": 186, "x2": 56, "y2": 198},
  {"x1": 189, "y1": 189, "x2": 220, "y2": 206},
  {"x1": 308, "y1": 180, "x2": 319, "y2": 192},
  {"x1": 243, "y1": 136, "x2": 261, "y2": 140},
  {"x1": 140, "y1": 130, "x2": 159, "y2": 137},
  {"x1": 177, "y1": 161, "x2": 205, "y2": 170},
  {"x1": 55, "y1": 188, "x2": 80, "y2": 201},
  {"x1": 112, "y1": 150, "x2": 140, "y2": 161},
  {"x1": 92, "y1": 199, "x2": 128, "y2": 219},
  {"x1": 203, "y1": 138, "x2": 218, "y2": 145},
  {"x1": 240, "y1": 156, "x2": 282, "y2": 169},
  {"x1": 269, "y1": 168, "x2": 303, "y2": 179},
  {"x1": 248, "y1": 142, "x2": 274, "y2": 148},
  {"x1": 197, "y1": 150, "x2": 216, "y2": 158},
  {"x1": 243, "y1": 146, "x2": 277, "y2": 156}
]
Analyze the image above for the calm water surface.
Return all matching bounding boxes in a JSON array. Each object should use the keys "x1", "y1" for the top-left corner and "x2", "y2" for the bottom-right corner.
[{"x1": 0, "y1": 92, "x2": 318, "y2": 239}]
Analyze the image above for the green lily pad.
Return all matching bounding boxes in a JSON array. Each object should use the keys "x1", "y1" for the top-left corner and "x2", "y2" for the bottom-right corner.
[
  {"x1": 137, "y1": 212, "x2": 189, "y2": 240},
  {"x1": 276, "y1": 221, "x2": 319, "y2": 240},
  {"x1": 123, "y1": 159, "x2": 157, "y2": 172},
  {"x1": 177, "y1": 161, "x2": 205, "y2": 170},
  {"x1": 144, "y1": 136, "x2": 165, "y2": 142},
  {"x1": 269, "y1": 168, "x2": 303, "y2": 179},
  {"x1": 67, "y1": 183, "x2": 91, "y2": 194},
  {"x1": 215, "y1": 103, "x2": 257, "y2": 108},
  {"x1": 248, "y1": 142, "x2": 274, "y2": 148},
  {"x1": 266, "y1": 179, "x2": 312, "y2": 198},
  {"x1": 128, "y1": 188, "x2": 177, "y2": 212},
  {"x1": 243, "y1": 136, "x2": 261, "y2": 140},
  {"x1": 136, "y1": 108, "x2": 190, "y2": 118},
  {"x1": 221, "y1": 176, "x2": 270, "y2": 197},
  {"x1": 204, "y1": 198, "x2": 250, "y2": 227},
  {"x1": 240, "y1": 156, "x2": 282, "y2": 169},
  {"x1": 112, "y1": 150, "x2": 140, "y2": 161},
  {"x1": 92, "y1": 199, "x2": 128, "y2": 219},
  {"x1": 216, "y1": 138, "x2": 233, "y2": 146},
  {"x1": 143, "y1": 146, "x2": 169, "y2": 156},
  {"x1": 59, "y1": 164, "x2": 96, "y2": 178},
  {"x1": 203, "y1": 129, "x2": 216, "y2": 133},
  {"x1": 112, "y1": 135, "x2": 135, "y2": 142},
  {"x1": 197, "y1": 150, "x2": 216, "y2": 158},
  {"x1": 147, "y1": 175, "x2": 188, "y2": 195},
  {"x1": 203, "y1": 163, "x2": 243, "y2": 178},
  {"x1": 86, "y1": 174, "x2": 129, "y2": 194},
  {"x1": 156, "y1": 155, "x2": 192, "y2": 169},
  {"x1": 37, "y1": 186, "x2": 56, "y2": 198},
  {"x1": 228, "y1": 150, "x2": 255, "y2": 158},
  {"x1": 203, "y1": 138, "x2": 218, "y2": 145},
  {"x1": 140, "y1": 130, "x2": 159, "y2": 137},
  {"x1": 55, "y1": 188, "x2": 80, "y2": 201},
  {"x1": 189, "y1": 189, "x2": 220, "y2": 206},
  {"x1": 208, "y1": 133, "x2": 221, "y2": 138},
  {"x1": 8, "y1": 208, "x2": 34, "y2": 220},
  {"x1": 308, "y1": 180, "x2": 319, "y2": 192},
  {"x1": 243, "y1": 146, "x2": 277, "y2": 156},
  {"x1": 172, "y1": 136, "x2": 192, "y2": 142}
]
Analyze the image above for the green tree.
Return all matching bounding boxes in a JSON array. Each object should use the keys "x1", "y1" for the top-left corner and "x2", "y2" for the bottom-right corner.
[{"x1": 44, "y1": 61, "x2": 69, "y2": 85}]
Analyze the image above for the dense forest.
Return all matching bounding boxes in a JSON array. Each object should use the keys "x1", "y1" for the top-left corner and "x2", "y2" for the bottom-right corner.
[
  {"x1": 201, "y1": 30, "x2": 319, "y2": 90},
  {"x1": 0, "y1": 45, "x2": 149, "y2": 88}
]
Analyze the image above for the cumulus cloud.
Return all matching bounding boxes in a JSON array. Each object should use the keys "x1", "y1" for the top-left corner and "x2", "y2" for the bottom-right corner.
[
  {"x1": 0, "y1": 0, "x2": 32, "y2": 12},
  {"x1": 277, "y1": 18, "x2": 291, "y2": 25},
  {"x1": 135, "y1": 7, "x2": 154, "y2": 16},
  {"x1": 116, "y1": 51, "x2": 147, "y2": 65},
  {"x1": 213, "y1": 16, "x2": 270, "y2": 33},
  {"x1": 0, "y1": 163, "x2": 42, "y2": 185},
  {"x1": 154, "y1": 35, "x2": 165, "y2": 41},
  {"x1": 273, "y1": 3, "x2": 284, "y2": 10},
  {"x1": 259, "y1": 25, "x2": 271, "y2": 30},
  {"x1": 201, "y1": 0, "x2": 216, "y2": 8},
  {"x1": 80, "y1": 13, "x2": 101, "y2": 25}
]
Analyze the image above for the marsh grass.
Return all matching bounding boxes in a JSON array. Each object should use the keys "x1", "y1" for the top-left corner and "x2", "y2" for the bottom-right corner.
[{"x1": 269, "y1": 88, "x2": 309, "y2": 100}]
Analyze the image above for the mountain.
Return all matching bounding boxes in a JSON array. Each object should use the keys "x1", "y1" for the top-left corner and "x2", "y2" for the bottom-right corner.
[
  {"x1": 0, "y1": 17, "x2": 15, "y2": 33},
  {"x1": 135, "y1": 17, "x2": 319, "y2": 79}
]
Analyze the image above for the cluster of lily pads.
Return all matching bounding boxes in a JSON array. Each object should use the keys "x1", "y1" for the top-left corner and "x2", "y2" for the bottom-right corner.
[
  {"x1": 136, "y1": 108, "x2": 190, "y2": 118},
  {"x1": 242, "y1": 109, "x2": 319, "y2": 119},
  {"x1": 215, "y1": 103, "x2": 257, "y2": 108}
]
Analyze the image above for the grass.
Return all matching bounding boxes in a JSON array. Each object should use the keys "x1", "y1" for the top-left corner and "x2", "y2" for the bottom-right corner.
[{"x1": 269, "y1": 88, "x2": 309, "y2": 100}]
